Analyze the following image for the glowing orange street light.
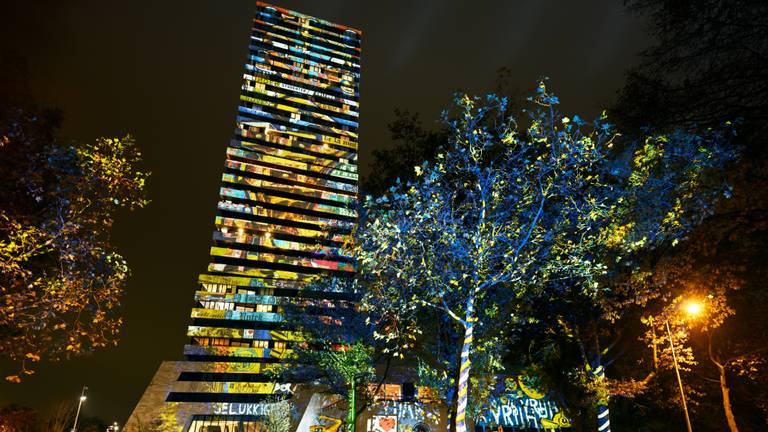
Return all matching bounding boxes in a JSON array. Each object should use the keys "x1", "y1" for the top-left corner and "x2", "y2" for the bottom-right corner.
[{"x1": 683, "y1": 300, "x2": 704, "y2": 318}]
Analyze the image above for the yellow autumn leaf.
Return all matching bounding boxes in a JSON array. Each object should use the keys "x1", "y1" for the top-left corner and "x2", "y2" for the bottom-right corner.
[{"x1": 5, "y1": 375, "x2": 21, "y2": 383}]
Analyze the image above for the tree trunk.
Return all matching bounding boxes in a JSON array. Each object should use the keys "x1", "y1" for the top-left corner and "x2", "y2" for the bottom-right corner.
[
  {"x1": 596, "y1": 404, "x2": 611, "y2": 432},
  {"x1": 454, "y1": 294, "x2": 476, "y2": 432},
  {"x1": 649, "y1": 317, "x2": 659, "y2": 371},
  {"x1": 590, "y1": 365, "x2": 611, "y2": 432},
  {"x1": 445, "y1": 359, "x2": 459, "y2": 432},
  {"x1": 709, "y1": 332, "x2": 739, "y2": 432},
  {"x1": 348, "y1": 377, "x2": 356, "y2": 432},
  {"x1": 716, "y1": 363, "x2": 739, "y2": 432}
]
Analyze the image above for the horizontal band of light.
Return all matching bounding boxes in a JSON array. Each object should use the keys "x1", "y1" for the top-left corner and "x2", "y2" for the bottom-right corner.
[
  {"x1": 207, "y1": 263, "x2": 324, "y2": 281},
  {"x1": 254, "y1": 13, "x2": 360, "y2": 52},
  {"x1": 243, "y1": 82, "x2": 358, "y2": 118},
  {"x1": 227, "y1": 144, "x2": 357, "y2": 177},
  {"x1": 222, "y1": 173, "x2": 356, "y2": 205},
  {"x1": 187, "y1": 327, "x2": 303, "y2": 341},
  {"x1": 245, "y1": 63, "x2": 358, "y2": 101},
  {"x1": 209, "y1": 246, "x2": 355, "y2": 272},
  {"x1": 220, "y1": 187, "x2": 357, "y2": 218},
  {"x1": 225, "y1": 159, "x2": 357, "y2": 194},
  {"x1": 243, "y1": 73, "x2": 358, "y2": 108},
  {"x1": 252, "y1": 25, "x2": 359, "y2": 63},
  {"x1": 194, "y1": 292, "x2": 353, "y2": 308}
]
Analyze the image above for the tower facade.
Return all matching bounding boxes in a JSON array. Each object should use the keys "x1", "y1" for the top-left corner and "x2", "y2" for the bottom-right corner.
[
  {"x1": 180, "y1": 0, "x2": 360, "y2": 383},
  {"x1": 126, "y1": 3, "x2": 361, "y2": 431}
]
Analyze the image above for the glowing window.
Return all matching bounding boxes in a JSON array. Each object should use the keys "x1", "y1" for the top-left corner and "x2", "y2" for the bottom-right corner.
[
  {"x1": 255, "y1": 304, "x2": 273, "y2": 313},
  {"x1": 211, "y1": 338, "x2": 229, "y2": 347}
]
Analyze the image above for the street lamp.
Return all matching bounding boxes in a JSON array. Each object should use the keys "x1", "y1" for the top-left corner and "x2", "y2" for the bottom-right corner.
[
  {"x1": 71, "y1": 385, "x2": 88, "y2": 432},
  {"x1": 665, "y1": 299, "x2": 704, "y2": 432},
  {"x1": 684, "y1": 300, "x2": 703, "y2": 317}
]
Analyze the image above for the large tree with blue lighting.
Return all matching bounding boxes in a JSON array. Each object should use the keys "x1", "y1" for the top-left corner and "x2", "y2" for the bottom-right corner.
[
  {"x1": 354, "y1": 81, "x2": 736, "y2": 432},
  {"x1": 359, "y1": 83, "x2": 613, "y2": 432}
]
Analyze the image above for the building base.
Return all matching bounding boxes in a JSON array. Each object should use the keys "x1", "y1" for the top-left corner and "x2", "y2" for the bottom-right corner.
[{"x1": 124, "y1": 361, "x2": 447, "y2": 432}]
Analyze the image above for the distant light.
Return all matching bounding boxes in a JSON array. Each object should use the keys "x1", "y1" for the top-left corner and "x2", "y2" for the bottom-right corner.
[
  {"x1": 221, "y1": 227, "x2": 229, "y2": 234},
  {"x1": 80, "y1": 396, "x2": 87, "y2": 401},
  {"x1": 264, "y1": 232, "x2": 271, "y2": 238},
  {"x1": 238, "y1": 228, "x2": 244, "y2": 234}
]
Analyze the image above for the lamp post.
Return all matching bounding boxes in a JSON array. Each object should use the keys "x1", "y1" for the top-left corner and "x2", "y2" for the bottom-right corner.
[
  {"x1": 665, "y1": 317, "x2": 693, "y2": 432},
  {"x1": 71, "y1": 385, "x2": 88, "y2": 432},
  {"x1": 664, "y1": 299, "x2": 704, "y2": 432}
]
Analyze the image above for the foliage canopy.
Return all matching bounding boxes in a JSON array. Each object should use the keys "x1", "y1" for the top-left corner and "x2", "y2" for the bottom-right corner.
[{"x1": 0, "y1": 105, "x2": 149, "y2": 382}]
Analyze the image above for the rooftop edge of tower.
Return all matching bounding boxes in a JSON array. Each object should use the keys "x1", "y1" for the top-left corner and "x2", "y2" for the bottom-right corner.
[{"x1": 255, "y1": 1, "x2": 363, "y2": 36}]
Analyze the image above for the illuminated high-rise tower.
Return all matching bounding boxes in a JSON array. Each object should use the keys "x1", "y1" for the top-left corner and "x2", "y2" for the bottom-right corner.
[{"x1": 126, "y1": 3, "x2": 361, "y2": 430}]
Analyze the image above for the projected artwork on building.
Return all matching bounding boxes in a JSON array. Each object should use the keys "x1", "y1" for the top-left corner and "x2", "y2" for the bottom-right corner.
[
  {"x1": 125, "y1": 3, "x2": 362, "y2": 431},
  {"x1": 180, "y1": 0, "x2": 361, "y2": 393}
]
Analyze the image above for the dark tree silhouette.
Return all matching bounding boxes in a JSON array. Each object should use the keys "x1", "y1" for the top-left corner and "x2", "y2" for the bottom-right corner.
[
  {"x1": 609, "y1": 1, "x2": 768, "y2": 430},
  {"x1": 616, "y1": 0, "x2": 768, "y2": 134}
]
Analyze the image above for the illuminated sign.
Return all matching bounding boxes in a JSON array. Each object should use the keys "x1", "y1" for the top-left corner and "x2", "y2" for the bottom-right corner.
[{"x1": 212, "y1": 403, "x2": 273, "y2": 416}]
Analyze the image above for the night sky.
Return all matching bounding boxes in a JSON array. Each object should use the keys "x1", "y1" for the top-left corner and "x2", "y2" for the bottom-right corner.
[{"x1": 0, "y1": 0, "x2": 649, "y2": 423}]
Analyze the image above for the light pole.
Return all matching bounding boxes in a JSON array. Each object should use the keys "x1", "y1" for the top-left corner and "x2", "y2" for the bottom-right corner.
[
  {"x1": 71, "y1": 385, "x2": 88, "y2": 432},
  {"x1": 666, "y1": 317, "x2": 693, "y2": 432},
  {"x1": 664, "y1": 299, "x2": 704, "y2": 432}
]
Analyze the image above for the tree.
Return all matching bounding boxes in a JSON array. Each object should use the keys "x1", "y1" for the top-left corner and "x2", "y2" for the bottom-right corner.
[
  {"x1": 357, "y1": 83, "x2": 634, "y2": 432},
  {"x1": 0, "y1": 103, "x2": 149, "y2": 381},
  {"x1": 78, "y1": 416, "x2": 109, "y2": 432},
  {"x1": 354, "y1": 81, "x2": 737, "y2": 432},
  {"x1": 616, "y1": 0, "x2": 768, "y2": 134},
  {"x1": 42, "y1": 400, "x2": 76, "y2": 432},
  {"x1": 362, "y1": 110, "x2": 447, "y2": 197},
  {"x1": 273, "y1": 276, "x2": 376, "y2": 432},
  {"x1": 504, "y1": 122, "x2": 735, "y2": 431},
  {"x1": 0, "y1": 405, "x2": 37, "y2": 432},
  {"x1": 362, "y1": 67, "x2": 522, "y2": 198},
  {"x1": 316, "y1": 342, "x2": 374, "y2": 432},
  {"x1": 264, "y1": 398, "x2": 292, "y2": 432},
  {"x1": 610, "y1": 1, "x2": 768, "y2": 429},
  {"x1": 637, "y1": 227, "x2": 768, "y2": 432},
  {"x1": 414, "y1": 306, "x2": 507, "y2": 427}
]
